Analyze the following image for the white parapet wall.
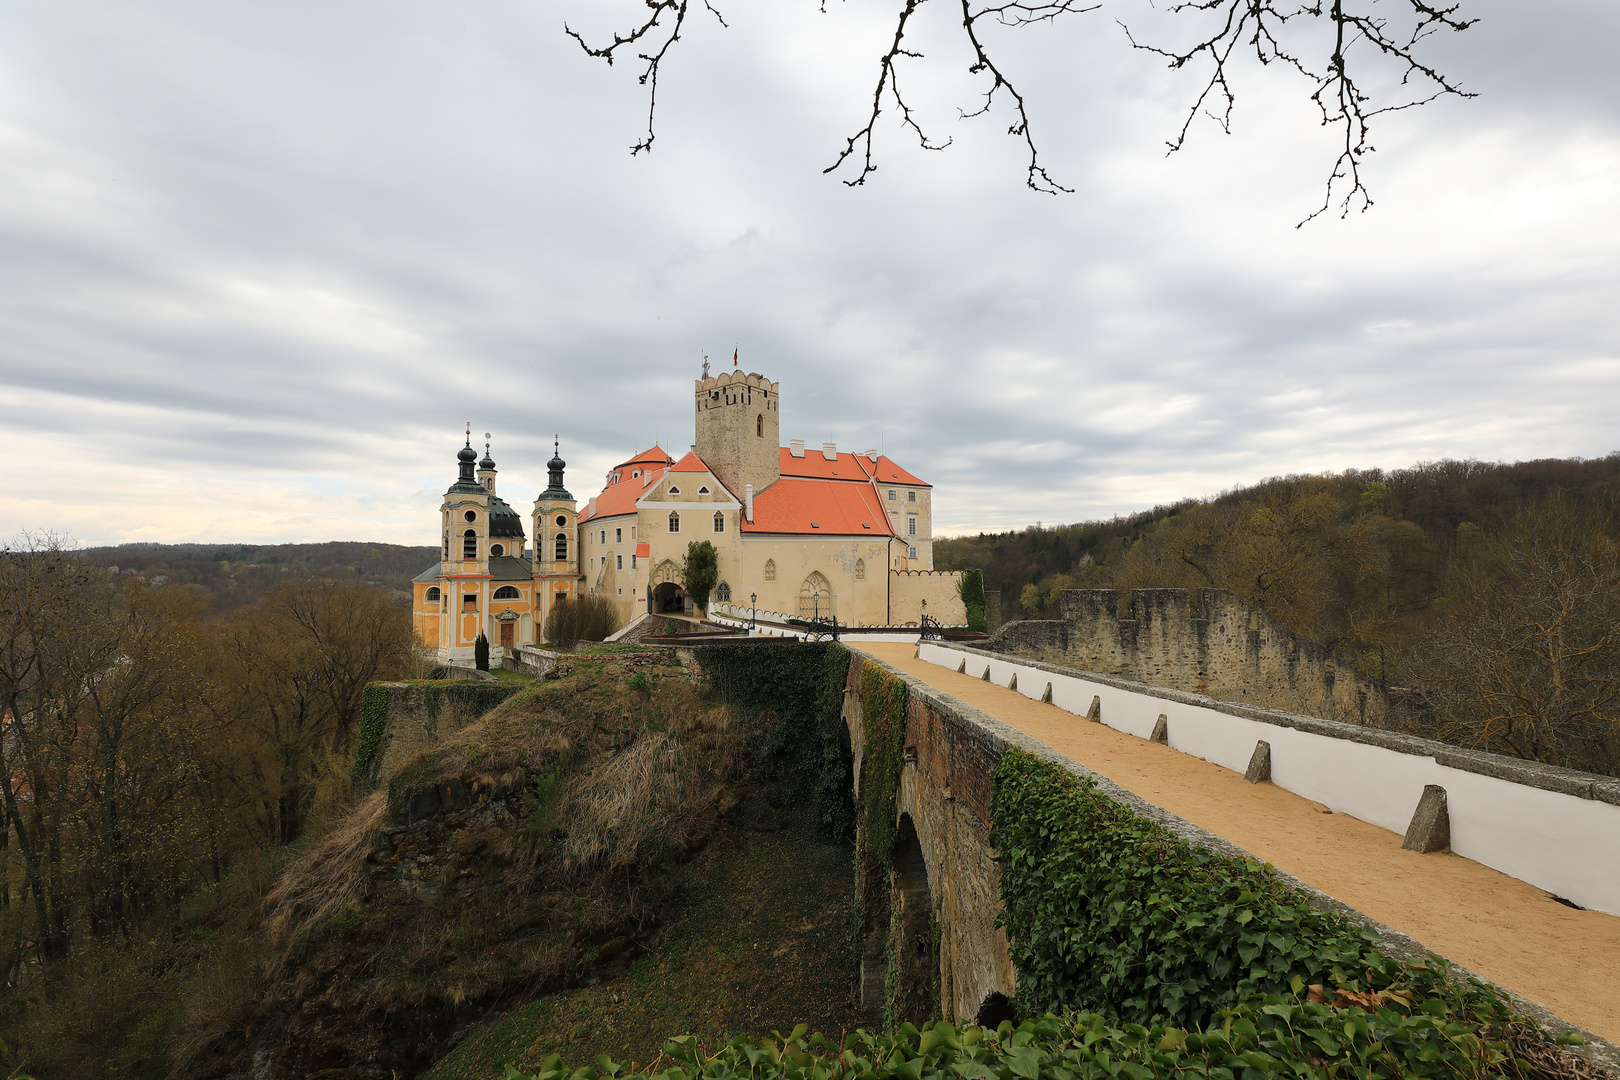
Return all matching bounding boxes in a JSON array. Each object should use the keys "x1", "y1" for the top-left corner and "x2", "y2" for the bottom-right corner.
[{"x1": 919, "y1": 641, "x2": 1620, "y2": 916}]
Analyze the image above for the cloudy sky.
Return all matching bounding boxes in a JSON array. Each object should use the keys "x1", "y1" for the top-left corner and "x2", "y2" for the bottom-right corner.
[{"x1": 1, "y1": 0, "x2": 1616, "y2": 546}]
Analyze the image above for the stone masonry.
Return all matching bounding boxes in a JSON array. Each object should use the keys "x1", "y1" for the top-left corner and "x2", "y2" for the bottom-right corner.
[{"x1": 987, "y1": 588, "x2": 1386, "y2": 725}]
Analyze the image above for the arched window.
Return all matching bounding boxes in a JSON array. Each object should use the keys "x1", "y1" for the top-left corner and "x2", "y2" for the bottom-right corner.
[
  {"x1": 462, "y1": 529, "x2": 477, "y2": 558},
  {"x1": 554, "y1": 532, "x2": 568, "y2": 561},
  {"x1": 798, "y1": 572, "x2": 832, "y2": 618},
  {"x1": 713, "y1": 511, "x2": 725, "y2": 533},
  {"x1": 425, "y1": 586, "x2": 441, "y2": 603},
  {"x1": 668, "y1": 511, "x2": 681, "y2": 533},
  {"x1": 716, "y1": 581, "x2": 732, "y2": 602},
  {"x1": 763, "y1": 558, "x2": 776, "y2": 581},
  {"x1": 493, "y1": 585, "x2": 521, "y2": 600},
  {"x1": 853, "y1": 558, "x2": 866, "y2": 581},
  {"x1": 490, "y1": 543, "x2": 504, "y2": 556},
  {"x1": 442, "y1": 532, "x2": 448, "y2": 557},
  {"x1": 756, "y1": 414, "x2": 763, "y2": 437}
]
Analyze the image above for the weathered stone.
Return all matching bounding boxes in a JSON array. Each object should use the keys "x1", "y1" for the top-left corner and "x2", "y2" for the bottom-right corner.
[
  {"x1": 981, "y1": 665, "x2": 991, "y2": 682},
  {"x1": 1402, "y1": 785, "x2": 1450, "y2": 853},
  {"x1": 1150, "y1": 714, "x2": 1168, "y2": 744},
  {"x1": 1086, "y1": 696, "x2": 1101, "y2": 723},
  {"x1": 957, "y1": 658, "x2": 967, "y2": 674},
  {"x1": 1040, "y1": 682, "x2": 1053, "y2": 704},
  {"x1": 1245, "y1": 740, "x2": 1272, "y2": 784},
  {"x1": 1006, "y1": 672, "x2": 1017, "y2": 692},
  {"x1": 410, "y1": 785, "x2": 441, "y2": 821}
]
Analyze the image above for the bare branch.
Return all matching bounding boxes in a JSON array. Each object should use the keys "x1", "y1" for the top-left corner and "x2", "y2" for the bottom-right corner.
[{"x1": 565, "y1": 0, "x2": 697, "y2": 155}]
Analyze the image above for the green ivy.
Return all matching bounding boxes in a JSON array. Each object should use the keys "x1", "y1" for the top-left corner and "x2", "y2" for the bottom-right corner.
[
  {"x1": 957, "y1": 569, "x2": 987, "y2": 633},
  {"x1": 505, "y1": 1006, "x2": 1563, "y2": 1080},
  {"x1": 351, "y1": 683, "x2": 394, "y2": 788},
  {"x1": 990, "y1": 749, "x2": 1513, "y2": 1034},
  {"x1": 695, "y1": 641, "x2": 853, "y2": 840},
  {"x1": 855, "y1": 661, "x2": 907, "y2": 867}
]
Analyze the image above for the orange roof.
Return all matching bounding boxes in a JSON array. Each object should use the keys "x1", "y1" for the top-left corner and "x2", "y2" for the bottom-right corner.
[
  {"x1": 614, "y1": 445, "x2": 675, "y2": 470},
  {"x1": 582, "y1": 458, "x2": 667, "y2": 522},
  {"x1": 742, "y1": 476, "x2": 899, "y2": 536},
  {"x1": 857, "y1": 454, "x2": 929, "y2": 487},
  {"x1": 670, "y1": 451, "x2": 712, "y2": 474}
]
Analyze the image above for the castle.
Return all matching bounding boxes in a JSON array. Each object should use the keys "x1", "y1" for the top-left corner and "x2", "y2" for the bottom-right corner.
[{"x1": 412, "y1": 367, "x2": 965, "y2": 659}]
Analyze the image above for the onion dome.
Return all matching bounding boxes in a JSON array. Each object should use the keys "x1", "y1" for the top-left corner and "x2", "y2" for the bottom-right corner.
[
  {"x1": 448, "y1": 429, "x2": 486, "y2": 494},
  {"x1": 539, "y1": 437, "x2": 573, "y2": 501}
]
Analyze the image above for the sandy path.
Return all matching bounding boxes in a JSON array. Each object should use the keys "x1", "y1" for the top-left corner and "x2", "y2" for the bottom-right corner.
[{"x1": 861, "y1": 643, "x2": 1620, "y2": 1041}]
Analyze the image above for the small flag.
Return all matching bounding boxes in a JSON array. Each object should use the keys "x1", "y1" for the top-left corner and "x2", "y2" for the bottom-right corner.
[{"x1": 732, "y1": 347, "x2": 738, "y2": 367}]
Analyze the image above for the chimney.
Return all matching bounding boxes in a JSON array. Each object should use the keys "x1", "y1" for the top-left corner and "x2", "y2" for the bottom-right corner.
[
  {"x1": 588, "y1": 496, "x2": 597, "y2": 516},
  {"x1": 822, "y1": 441, "x2": 837, "y2": 461},
  {"x1": 744, "y1": 484, "x2": 754, "y2": 523},
  {"x1": 790, "y1": 439, "x2": 805, "y2": 458}
]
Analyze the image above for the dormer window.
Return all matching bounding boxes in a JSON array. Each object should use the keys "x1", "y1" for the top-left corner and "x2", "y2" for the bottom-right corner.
[
  {"x1": 667, "y1": 485, "x2": 680, "y2": 495},
  {"x1": 632, "y1": 469, "x2": 641, "y2": 478},
  {"x1": 698, "y1": 486, "x2": 710, "y2": 495}
]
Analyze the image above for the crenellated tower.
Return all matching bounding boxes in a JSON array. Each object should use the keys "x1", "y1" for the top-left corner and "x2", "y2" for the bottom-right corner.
[{"x1": 694, "y1": 370, "x2": 780, "y2": 499}]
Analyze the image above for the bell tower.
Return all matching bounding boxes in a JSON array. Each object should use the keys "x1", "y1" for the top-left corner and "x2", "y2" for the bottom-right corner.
[{"x1": 694, "y1": 368, "x2": 780, "y2": 498}]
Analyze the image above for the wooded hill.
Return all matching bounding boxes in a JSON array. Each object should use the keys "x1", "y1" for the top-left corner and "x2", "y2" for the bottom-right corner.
[
  {"x1": 936, "y1": 455, "x2": 1620, "y2": 775},
  {"x1": 80, "y1": 541, "x2": 439, "y2": 613}
]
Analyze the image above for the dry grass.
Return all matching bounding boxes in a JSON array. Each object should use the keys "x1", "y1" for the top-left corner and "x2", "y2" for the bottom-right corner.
[{"x1": 262, "y1": 789, "x2": 387, "y2": 956}]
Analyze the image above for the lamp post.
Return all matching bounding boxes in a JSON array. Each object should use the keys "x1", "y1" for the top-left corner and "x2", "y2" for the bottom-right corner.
[
  {"x1": 749, "y1": 592, "x2": 757, "y2": 633},
  {"x1": 812, "y1": 590, "x2": 820, "y2": 623}
]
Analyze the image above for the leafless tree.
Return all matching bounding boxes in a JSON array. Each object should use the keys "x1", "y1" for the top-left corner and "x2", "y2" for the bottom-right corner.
[{"x1": 566, "y1": 0, "x2": 1473, "y2": 217}]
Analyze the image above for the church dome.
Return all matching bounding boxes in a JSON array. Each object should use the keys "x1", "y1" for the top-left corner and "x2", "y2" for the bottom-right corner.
[
  {"x1": 480, "y1": 451, "x2": 497, "y2": 470},
  {"x1": 458, "y1": 444, "x2": 478, "y2": 464},
  {"x1": 487, "y1": 495, "x2": 526, "y2": 540}
]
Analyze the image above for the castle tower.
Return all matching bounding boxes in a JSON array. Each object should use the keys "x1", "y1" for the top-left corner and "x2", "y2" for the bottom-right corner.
[
  {"x1": 477, "y1": 439, "x2": 497, "y2": 494},
  {"x1": 694, "y1": 369, "x2": 780, "y2": 498}
]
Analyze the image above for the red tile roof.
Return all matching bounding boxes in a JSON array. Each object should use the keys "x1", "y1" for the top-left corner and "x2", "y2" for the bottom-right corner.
[
  {"x1": 582, "y1": 458, "x2": 667, "y2": 522},
  {"x1": 742, "y1": 476, "x2": 898, "y2": 536},
  {"x1": 670, "y1": 451, "x2": 712, "y2": 474},
  {"x1": 857, "y1": 455, "x2": 929, "y2": 487},
  {"x1": 615, "y1": 445, "x2": 675, "y2": 470}
]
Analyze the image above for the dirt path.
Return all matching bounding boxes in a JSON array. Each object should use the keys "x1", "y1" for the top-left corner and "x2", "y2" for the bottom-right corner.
[{"x1": 862, "y1": 643, "x2": 1620, "y2": 1042}]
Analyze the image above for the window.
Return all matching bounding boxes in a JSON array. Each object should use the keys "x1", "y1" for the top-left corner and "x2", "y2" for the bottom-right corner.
[
  {"x1": 716, "y1": 581, "x2": 731, "y2": 602},
  {"x1": 442, "y1": 532, "x2": 448, "y2": 557},
  {"x1": 763, "y1": 558, "x2": 776, "y2": 581},
  {"x1": 713, "y1": 511, "x2": 725, "y2": 533},
  {"x1": 908, "y1": 491, "x2": 916, "y2": 501},
  {"x1": 631, "y1": 526, "x2": 636, "y2": 538},
  {"x1": 888, "y1": 490, "x2": 897, "y2": 501},
  {"x1": 632, "y1": 469, "x2": 641, "y2": 478},
  {"x1": 465, "y1": 510, "x2": 478, "y2": 522},
  {"x1": 463, "y1": 529, "x2": 477, "y2": 558},
  {"x1": 616, "y1": 554, "x2": 623, "y2": 570},
  {"x1": 462, "y1": 593, "x2": 478, "y2": 611},
  {"x1": 797, "y1": 572, "x2": 831, "y2": 618},
  {"x1": 756, "y1": 414, "x2": 763, "y2": 437},
  {"x1": 908, "y1": 546, "x2": 918, "y2": 559},
  {"x1": 493, "y1": 585, "x2": 521, "y2": 600},
  {"x1": 484, "y1": 478, "x2": 494, "y2": 492},
  {"x1": 667, "y1": 485, "x2": 680, "y2": 495},
  {"x1": 617, "y1": 587, "x2": 622, "y2": 595},
  {"x1": 425, "y1": 586, "x2": 441, "y2": 602},
  {"x1": 555, "y1": 514, "x2": 567, "y2": 527},
  {"x1": 600, "y1": 530, "x2": 606, "y2": 544},
  {"x1": 631, "y1": 554, "x2": 637, "y2": 569},
  {"x1": 615, "y1": 527, "x2": 622, "y2": 543},
  {"x1": 491, "y1": 543, "x2": 504, "y2": 556},
  {"x1": 698, "y1": 485, "x2": 710, "y2": 495},
  {"x1": 853, "y1": 559, "x2": 866, "y2": 581},
  {"x1": 555, "y1": 533, "x2": 568, "y2": 561},
  {"x1": 668, "y1": 511, "x2": 680, "y2": 533},
  {"x1": 908, "y1": 517, "x2": 917, "y2": 536}
]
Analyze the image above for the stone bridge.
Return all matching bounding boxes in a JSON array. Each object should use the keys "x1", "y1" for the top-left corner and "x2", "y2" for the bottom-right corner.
[{"x1": 838, "y1": 642, "x2": 1620, "y2": 1068}]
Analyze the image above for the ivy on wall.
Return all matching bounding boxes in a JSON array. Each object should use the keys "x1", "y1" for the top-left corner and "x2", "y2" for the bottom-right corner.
[
  {"x1": 350, "y1": 680, "x2": 519, "y2": 790},
  {"x1": 990, "y1": 748, "x2": 1514, "y2": 1033},
  {"x1": 855, "y1": 661, "x2": 907, "y2": 867},
  {"x1": 957, "y1": 569, "x2": 987, "y2": 633}
]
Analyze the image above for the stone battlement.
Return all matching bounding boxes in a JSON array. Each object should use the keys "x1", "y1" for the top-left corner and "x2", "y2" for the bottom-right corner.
[
  {"x1": 989, "y1": 587, "x2": 1385, "y2": 725},
  {"x1": 694, "y1": 370, "x2": 779, "y2": 396}
]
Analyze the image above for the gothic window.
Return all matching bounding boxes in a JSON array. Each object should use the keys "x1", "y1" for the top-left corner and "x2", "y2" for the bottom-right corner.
[
  {"x1": 554, "y1": 533, "x2": 568, "y2": 561},
  {"x1": 425, "y1": 586, "x2": 441, "y2": 603},
  {"x1": 463, "y1": 530, "x2": 477, "y2": 558},
  {"x1": 716, "y1": 581, "x2": 732, "y2": 602},
  {"x1": 763, "y1": 558, "x2": 776, "y2": 581},
  {"x1": 491, "y1": 543, "x2": 505, "y2": 556},
  {"x1": 853, "y1": 559, "x2": 866, "y2": 581},
  {"x1": 668, "y1": 511, "x2": 681, "y2": 533},
  {"x1": 797, "y1": 572, "x2": 832, "y2": 618},
  {"x1": 713, "y1": 511, "x2": 725, "y2": 533},
  {"x1": 756, "y1": 414, "x2": 763, "y2": 437},
  {"x1": 493, "y1": 585, "x2": 521, "y2": 600}
]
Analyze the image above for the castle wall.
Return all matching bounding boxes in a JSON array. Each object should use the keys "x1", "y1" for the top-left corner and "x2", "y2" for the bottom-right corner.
[
  {"x1": 888, "y1": 569, "x2": 967, "y2": 626},
  {"x1": 990, "y1": 588, "x2": 1385, "y2": 725}
]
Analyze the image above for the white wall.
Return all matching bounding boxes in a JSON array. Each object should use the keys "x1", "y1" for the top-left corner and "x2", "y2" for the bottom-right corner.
[{"x1": 917, "y1": 642, "x2": 1620, "y2": 916}]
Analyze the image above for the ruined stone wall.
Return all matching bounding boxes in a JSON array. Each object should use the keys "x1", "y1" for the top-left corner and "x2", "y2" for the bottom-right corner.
[
  {"x1": 888, "y1": 569, "x2": 968, "y2": 627},
  {"x1": 989, "y1": 588, "x2": 1386, "y2": 725}
]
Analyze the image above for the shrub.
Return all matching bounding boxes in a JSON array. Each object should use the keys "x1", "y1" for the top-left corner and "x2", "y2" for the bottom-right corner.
[
  {"x1": 682, "y1": 540, "x2": 719, "y2": 610},
  {"x1": 957, "y1": 568, "x2": 987, "y2": 632},
  {"x1": 545, "y1": 595, "x2": 619, "y2": 648},
  {"x1": 475, "y1": 633, "x2": 490, "y2": 670}
]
